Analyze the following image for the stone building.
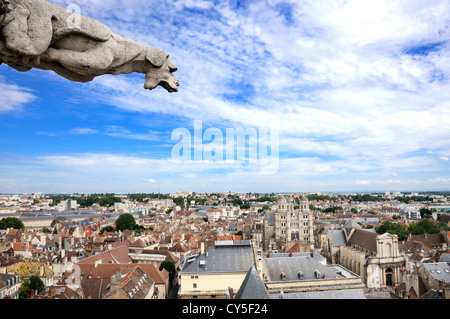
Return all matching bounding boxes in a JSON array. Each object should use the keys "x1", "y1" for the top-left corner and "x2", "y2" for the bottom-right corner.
[
  {"x1": 263, "y1": 195, "x2": 313, "y2": 252},
  {"x1": 339, "y1": 230, "x2": 405, "y2": 288},
  {"x1": 318, "y1": 218, "x2": 406, "y2": 289},
  {"x1": 177, "y1": 240, "x2": 255, "y2": 299}
]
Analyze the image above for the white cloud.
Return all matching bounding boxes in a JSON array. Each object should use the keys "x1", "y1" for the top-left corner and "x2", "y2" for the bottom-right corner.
[
  {"x1": 0, "y1": 78, "x2": 35, "y2": 112},
  {"x1": 427, "y1": 177, "x2": 450, "y2": 183},
  {"x1": 70, "y1": 128, "x2": 99, "y2": 135},
  {"x1": 1, "y1": 151, "x2": 448, "y2": 193}
]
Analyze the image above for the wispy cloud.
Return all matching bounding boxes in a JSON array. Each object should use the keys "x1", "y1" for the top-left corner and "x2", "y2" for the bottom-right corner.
[
  {"x1": 69, "y1": 126, "x2": 163, "y2": 141},
  {"x1": 0, "y1": 77, "x2": 36, "y2": 112},
  {"x1": 70, "y1": 128, "x2": 99, "y2": 135}
]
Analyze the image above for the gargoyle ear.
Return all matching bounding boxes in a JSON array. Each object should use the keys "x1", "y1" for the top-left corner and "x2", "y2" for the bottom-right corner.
[{"x1": 146, "y1": 49, "x2": 168, "y2": 67}]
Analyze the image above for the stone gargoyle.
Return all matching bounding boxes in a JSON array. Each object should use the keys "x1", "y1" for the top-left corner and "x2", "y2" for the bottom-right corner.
[{"x1": 0, "y1": 0, "x2": 179, "y2": 92}]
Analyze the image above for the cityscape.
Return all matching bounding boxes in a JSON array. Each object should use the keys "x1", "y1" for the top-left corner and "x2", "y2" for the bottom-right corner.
[
  {"x1": 0, "y1": 190, "x2": 449, "y2": 300},
  {"x1": 1, "y1": 0, "x2": 450, "y2": 308}
]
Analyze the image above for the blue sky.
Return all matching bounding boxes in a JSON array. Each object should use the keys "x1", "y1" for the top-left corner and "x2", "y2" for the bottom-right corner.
[{"x1": 1, "y1": 0, "x2": 450, "y2": 194}]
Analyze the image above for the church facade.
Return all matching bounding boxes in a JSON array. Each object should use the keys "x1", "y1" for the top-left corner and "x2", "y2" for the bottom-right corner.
[{"x1": 263, "y1": 195, "x2": 314, "y2": 252}]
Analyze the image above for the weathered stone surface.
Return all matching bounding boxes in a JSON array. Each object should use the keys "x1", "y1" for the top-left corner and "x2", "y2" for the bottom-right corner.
[{"x1": 0, "y1": 0, "x2": 179, "y2": 92}]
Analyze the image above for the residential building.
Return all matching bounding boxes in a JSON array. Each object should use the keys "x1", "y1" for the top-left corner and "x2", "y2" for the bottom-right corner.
[
  {"x1": 178, "y1": 240, "x2": 255, "y2": 299},
  {"x1": 418, "y1": 262, "x2": 450, "y2": 292},
  {"x1": 254, "y1": 249, "x2": 365, "y2": 296},
  {"x1": 103, "y1": 266, "x2": 157, "y2": 299},
  {"x1": 0, "y1": 273, "x2": 20, "y2": 299}
]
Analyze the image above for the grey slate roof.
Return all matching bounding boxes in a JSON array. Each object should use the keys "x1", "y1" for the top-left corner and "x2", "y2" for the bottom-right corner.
[
  {"x1": 234, "y1": 265, "x2": 269, "y2": 299},
  {"x1": 263, "y1": 251, "x2": 326, "y2": 264},
  {"x1": 262, "y1": 254, "x2": 343, "y2": 282},
  {"x1": 422, "y1": 262, "x2": 450, "y2": 282},
  {"x1": 439, "y1": 253, "x2": 450, "y2": 264},
  {"x1": 181, "y1": 240, "x2": 254, "y2": 274},
  {"x1": 329, "y1": 230, "x2": 347, "y2": 247},
  {"x1": 343, "y1": 219, "x2": 362, "y2": 229},
  {"x1": 420, "y1": 289, "x2": 444, "y2": 299},
  {"x1": 270, "y1": 288, "x2": 366, "y2": 299}
]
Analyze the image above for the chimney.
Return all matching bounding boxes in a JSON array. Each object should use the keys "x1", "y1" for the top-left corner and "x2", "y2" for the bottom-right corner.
[{"x1": 228, "y1": 287, "x2": 234, "y2": 299}]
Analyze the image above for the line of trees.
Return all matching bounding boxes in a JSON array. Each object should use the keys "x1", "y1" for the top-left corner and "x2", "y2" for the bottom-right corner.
[
  {"x1": 48, "y1": 193, "x2": 122, "y2": 208},
  {"x1": 375, "y1": 219, "x2": 449, "y2": 241}
]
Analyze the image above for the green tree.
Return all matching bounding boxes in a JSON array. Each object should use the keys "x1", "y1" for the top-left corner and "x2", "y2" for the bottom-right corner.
[
  {"x1": 258, "y1": 205, "x2": 271, "y2": 213},
  {"x1": 99, "y1": 225, "x2": 116, "y2": 234},
  {"x1": 0, "y1": 217, "x2": 25, "y2": 229},
  {"x1": 159, "y1": 260, "x2": 176, "y2": 283},
  {"x1": 324, "y1": 206, "x2": 343, "y2": 214},
  {"x1": 115, "y1": 213, "x2": 136, "y2": 231},
  {"x1": 50, "y1": 219, "x2": 60, "y2": 227},
  {"x1": 19, "y1": 280, "x2": 31, "y2": 299},
  {"x1": 133, "y1": 224, "x2": 146, "y2": 234},
  {"x1": 419, "y1": 207, "x2": 433, "y2": 219},
  {"x1": 376, "y1": 221, "x2": 408, "y2": 241},
  {"x1": 351, "y1": 208, "x2": 358, "y2": 214},
  {"x1": 30, "y1": 275, "x2": 45, "y2": 294},
  {"x1": 18, "y1": 276, "x2": 44, "y2": 299},
  {"x1": 408, "y1": 219, "x2": 446, "y2": 235}
]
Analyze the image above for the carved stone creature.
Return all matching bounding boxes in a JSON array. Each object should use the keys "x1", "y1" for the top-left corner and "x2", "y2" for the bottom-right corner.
[{"x1": 0, "y1": 0, "x2": 179, "y2": 92}]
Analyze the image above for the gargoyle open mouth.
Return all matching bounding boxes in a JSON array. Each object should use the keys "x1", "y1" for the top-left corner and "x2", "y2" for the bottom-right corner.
[{"x1": 160, "y1": 79, "x2": 180, "y2": 93}]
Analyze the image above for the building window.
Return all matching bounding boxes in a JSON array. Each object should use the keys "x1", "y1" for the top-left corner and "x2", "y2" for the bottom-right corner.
[{"x1": 193, "y1": 283, "x2": 197, "y2": 288}]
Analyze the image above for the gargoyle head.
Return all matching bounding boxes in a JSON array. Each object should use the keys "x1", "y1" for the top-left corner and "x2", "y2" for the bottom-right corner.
[
  {"x1": 0, "y1": 0, "x2": 8, "y2": 14},
  {"x1": 1, "y1": 1, "x2": 26, "y2": 27},
  {"x1": 144, "y1": 50, "x2": 179, "y2": 93}
]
